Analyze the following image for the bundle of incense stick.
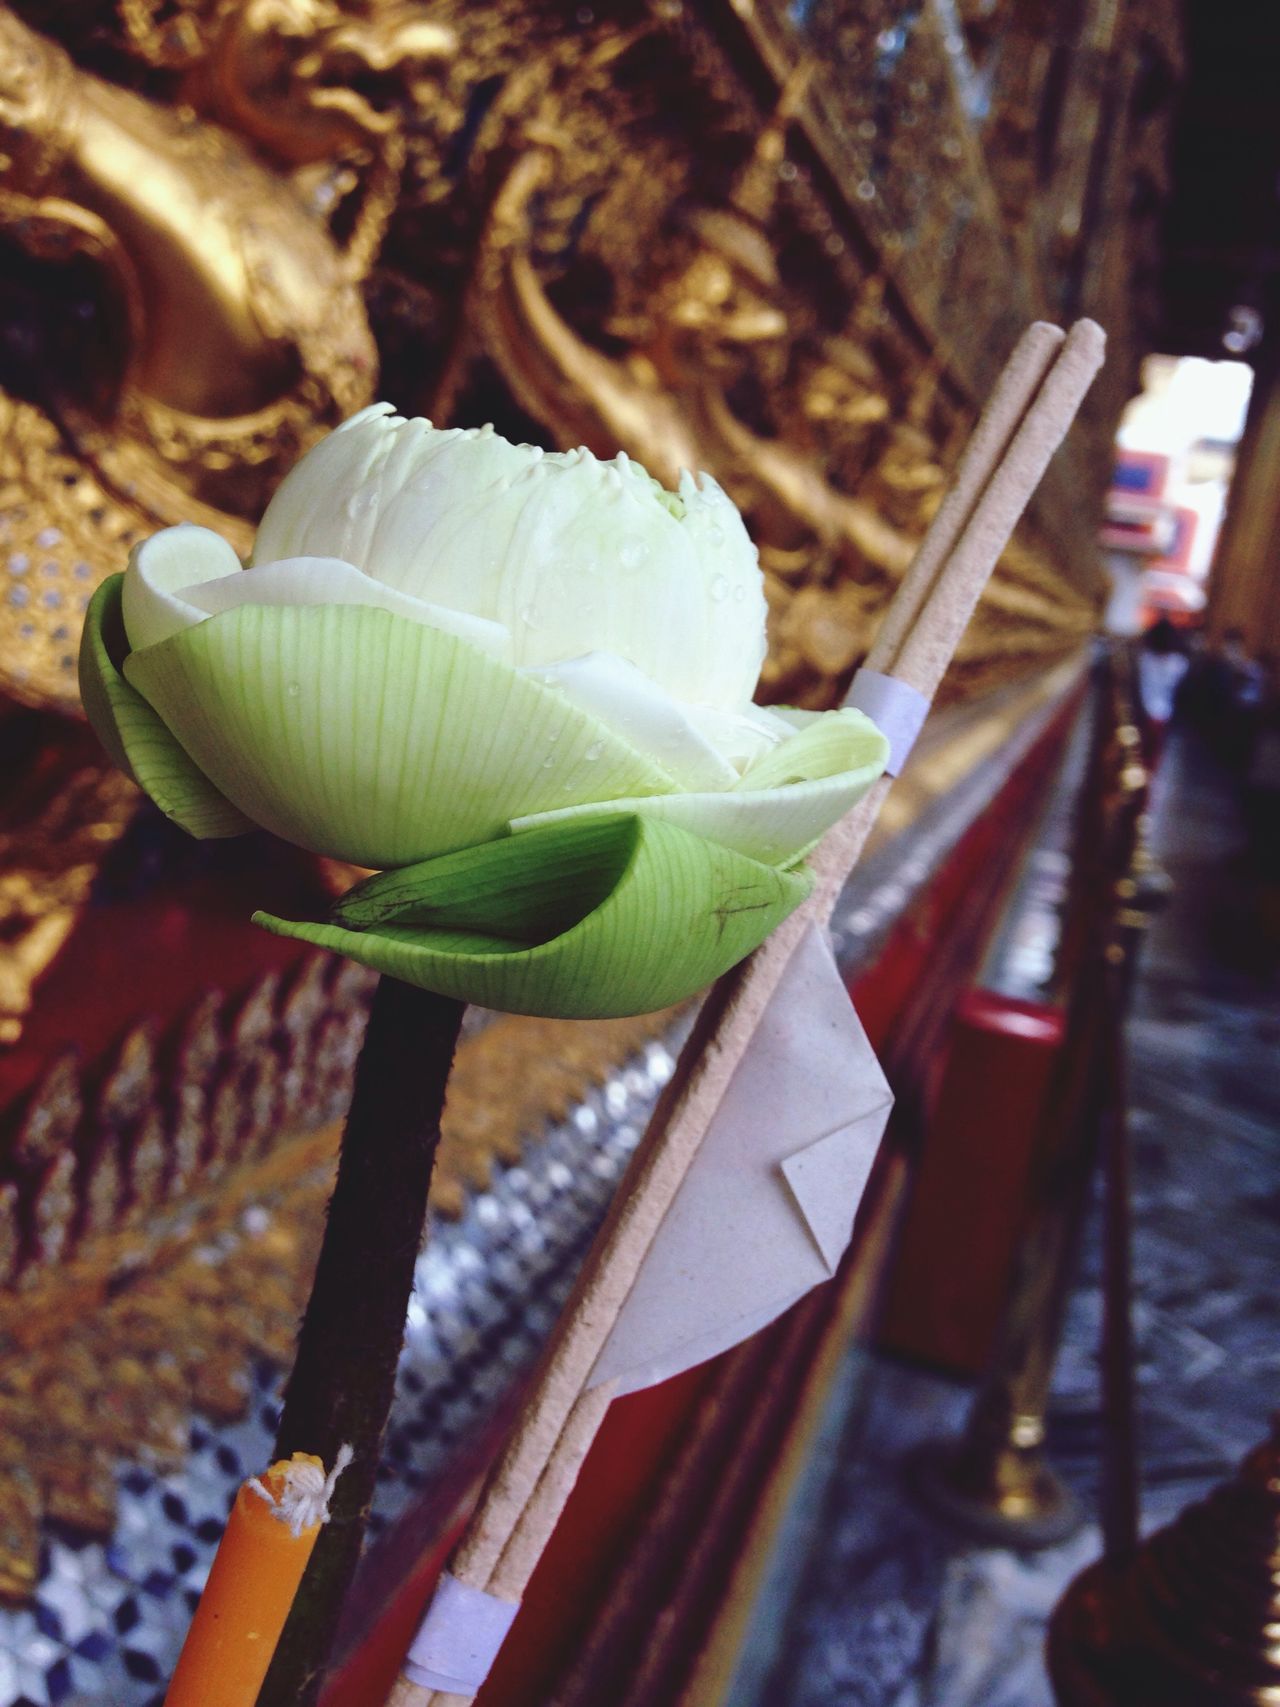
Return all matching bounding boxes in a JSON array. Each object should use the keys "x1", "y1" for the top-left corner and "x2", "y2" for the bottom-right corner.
[{"x1": 385, "y1": 318, "x2": 1105, "y2": 1707}]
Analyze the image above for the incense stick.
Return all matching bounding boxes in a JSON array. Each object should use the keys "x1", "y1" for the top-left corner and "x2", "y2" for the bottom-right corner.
[
  {"x1": 811, "y1": 317, "x2": 1106, "y2": 913},
  {"x1": 889, "y1": 319, "x2": 1105, "y2": 695},
  {"x1": 862, "y1": 320, "x2": 1065, "y2": 677},
  {"x1": 385, "y1": 319, "x2": 1104, "y2": 1707}
]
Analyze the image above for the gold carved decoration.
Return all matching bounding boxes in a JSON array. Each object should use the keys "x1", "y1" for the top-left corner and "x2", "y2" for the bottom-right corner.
[
  {"x1": 0, "y1": 0, "x2": 1180, "y2": 1061},
  {"x1": 0, "y1": 758, "x2": 139, "y2": 1043},
  {"x1": 0, "y1": 991, "x2": 672, "y2": 1597},
  {"x1": 0, "y1": 0, "x2": 1179, "y2": 1601},
  {"x1": 0, "y1": 0, "x2": 396, "y2": 711},
  {"x1": 0, "y1": 0, "x2": 1141, "y2": 723}
]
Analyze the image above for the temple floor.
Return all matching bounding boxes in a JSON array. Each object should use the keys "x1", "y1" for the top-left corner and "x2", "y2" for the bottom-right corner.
[{"x1": 726, "y1": 725, "x2": 1280, "y2": 1707}]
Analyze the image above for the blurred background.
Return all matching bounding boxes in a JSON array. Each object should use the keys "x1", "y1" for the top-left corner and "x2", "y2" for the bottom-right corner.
[{"x1": 0, "y1": 2, "x2": 1275, "y2": 1704}]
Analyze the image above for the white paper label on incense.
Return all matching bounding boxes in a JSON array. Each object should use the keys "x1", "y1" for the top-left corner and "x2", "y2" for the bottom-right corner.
[
  {"x1": 404, "y1": 1572, "x2": 520, "y2": 1694},
  {"x1": 590, "y1": 924, "x2": 893, "y2": 1396},
  {"x1": 844, "y1": 667, "x2": 930, "y2": 775}
]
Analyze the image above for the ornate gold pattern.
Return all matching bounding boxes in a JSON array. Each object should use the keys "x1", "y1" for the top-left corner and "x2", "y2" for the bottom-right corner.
[
  {"x1": 0, "y1": 0, "x2": 1166, "y2": 1014},
  {"x1": 0, "y1": 0, "x2": 1176, "y2": 715},
  {"x1": 0, "y1": 756, "x2": 138, "y2": 1043},
  {"x1": 0, "y1": 0, "x2": 384, "y2": 710},
  {"x1": 0, "y1": 994, "x2": 673, "y2": 1597},
  {"x1": 0, "y1": 0, "x2": 1182, "y2": 1604}
]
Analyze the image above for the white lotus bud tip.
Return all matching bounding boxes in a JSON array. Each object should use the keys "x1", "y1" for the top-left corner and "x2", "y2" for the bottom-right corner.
[{"x1": 338, "y1": 401, "x2": 407, "y2": 437}]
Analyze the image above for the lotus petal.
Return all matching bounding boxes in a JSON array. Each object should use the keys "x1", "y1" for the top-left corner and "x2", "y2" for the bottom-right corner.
[
  {"x1": 78, "y1": 575, "x2": 255, "y2": 838},
  {"x1": 122, "y1": 525, "x2": 244, "y2": 651},
  {"x1": 529, "y1": 654, "x2": 738, "y2": 790},
  {"x1": 123, "y1": 604, "x2": 677, "y2": 869},
  {"x1": 255, "y1": 814, "x2": 812, "y2": 1018},
  {"x1": 511, "y1": 709, "x2": 888, "y2": 867},
  {"x1": 177, "y1": 549, "x2": 512, "y2": 659},
  {"x1": 731, "y1": 707, "x2": 885, "y2": 792},
  {"x1": 252, "y1": 407, "x2": 766, "y2": 708}
]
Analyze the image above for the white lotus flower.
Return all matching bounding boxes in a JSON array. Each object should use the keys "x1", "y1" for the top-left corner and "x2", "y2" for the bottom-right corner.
[{"x1": 80, "y1": 408, "x2": 887, "y2": 1016}]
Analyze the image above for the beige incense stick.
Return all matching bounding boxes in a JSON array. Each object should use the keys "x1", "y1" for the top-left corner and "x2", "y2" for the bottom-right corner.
[
  {"x1": 386, "y1": 319, "x2": 1104, "y2": 1707},
  {"x1": 887, "y1": 319, "x2": 1105, "y2": 696},
  {"x1": 463, "y1": 316, "x2": 1102, "y2": 1596},
  {"x1": 862, "y1": 320, "x2": 1065, "y2": 677},
  {"x1": 811, "y1": 316, "x2": 1106, "y2": 912}
]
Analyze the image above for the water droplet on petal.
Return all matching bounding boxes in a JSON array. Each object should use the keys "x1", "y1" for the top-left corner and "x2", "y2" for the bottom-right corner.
[
  {"x1": 520, "y1": 604, "x2": 541, "y2": 629},
  {"x1": 585, "y1": 740, "x2": 604, "y2": 761},
  {"x1": 707, "y1": 524, "x2": 725, "y2": 548},
  {"x1": 286, "y1": 681, "x2": 301, "y2": 698},
  {"x1": 542, "y1": 754, "x2": 556, "y2": 768},
  {"x1": 711, "y1": 574, "x2": 729, "y2": 602},
  {"x1": 620, "y1": 539, "x2": 647, "y2": 570},
  {"x1": 733, "y1": 583, "x2": 746, "y2": 602}
]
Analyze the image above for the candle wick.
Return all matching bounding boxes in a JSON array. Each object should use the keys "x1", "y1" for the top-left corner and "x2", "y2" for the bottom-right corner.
[{"x1": 247, "y1": 1444, "x2": 355, "y2": 1538}]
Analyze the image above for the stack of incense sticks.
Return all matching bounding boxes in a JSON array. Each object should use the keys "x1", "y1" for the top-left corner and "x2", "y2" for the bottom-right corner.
[{"x1": 386, "y1": 318, "x2": 1106, "y2": 1707}]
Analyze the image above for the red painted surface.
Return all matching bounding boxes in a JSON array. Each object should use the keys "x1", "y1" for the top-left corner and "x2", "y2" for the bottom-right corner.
[
  {"x1": 0, "y1": 842, "x2": 330, "y2": 1129},
  {"x1": 320, "y1": 1365, "x2": 717, "y2": 1707},
  {"x1": 321, "y1": 698, "x2": 1081, "y2": 1707},
  {"x1": 877, "y1": 988, "x2": 1066, "y2": 1376},
  {"x1": 319, "y1": 1505, "x2": 468, "y2": 1707},
  {"x1": 478, "y1": 1364, "x2": 719, "y2": 1707},
  {"x1": 847, "y1": 705, "x2": 1077, "y2": 1057}
]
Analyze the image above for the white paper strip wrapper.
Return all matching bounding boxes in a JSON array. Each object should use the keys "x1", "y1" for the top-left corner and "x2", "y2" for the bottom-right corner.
[
  {"x1": 844, "y1": 667, "x2": 929, "y2": 775},
  {"x1": 404, "y1": 1572, "x2": 520, "y2": 1693},
  {"x1": 589, "y1": 923, "x2": 893, "y2": 1396}
]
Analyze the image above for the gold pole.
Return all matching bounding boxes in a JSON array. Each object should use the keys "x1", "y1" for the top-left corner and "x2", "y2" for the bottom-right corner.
[{"x1": 909, "y1": 648, "x2": 1154, "y2": 1548}]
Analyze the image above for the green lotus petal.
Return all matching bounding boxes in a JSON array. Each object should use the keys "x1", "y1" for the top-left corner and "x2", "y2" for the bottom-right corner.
[
  {"x1": 124, "y1": 604, "x2": 677, "y2": 870},
  {"x1": 333, "y1": 815, "x2": 636, "y2": 942},
  {"x1": 732, "y1": 707, "x2": 885, "y2": 792},
  {"x1": 77, "y1": 575, "x2": 255, "y2": 838},
  {"x1": 254, "y1": 814, "x2": 812, "y2": 1019},
  {"x1": 510, "y1": 709, "x2": 889, "y2": 867}
]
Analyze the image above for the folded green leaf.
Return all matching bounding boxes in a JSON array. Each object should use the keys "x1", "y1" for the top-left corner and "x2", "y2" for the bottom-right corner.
[
  {"x1": 78, "y1": 575, "x2": 255, "y2": 838},
  {"x1": 334, "y1": 816, "x2": 638, "y2": 943},
  {"x1": 255, "y1": 814, "x2": 812, "y2": 1019}
]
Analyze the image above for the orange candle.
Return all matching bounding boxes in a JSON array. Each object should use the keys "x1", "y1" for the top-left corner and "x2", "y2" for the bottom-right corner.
[{"x1": 164, "y1": 1448, "x2": 351, "y2": 1707}]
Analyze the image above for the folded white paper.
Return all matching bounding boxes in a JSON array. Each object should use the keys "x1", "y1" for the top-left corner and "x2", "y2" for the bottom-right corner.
[{"x1": 589, "y1": 923, "x2": 893, "y2": 1396}]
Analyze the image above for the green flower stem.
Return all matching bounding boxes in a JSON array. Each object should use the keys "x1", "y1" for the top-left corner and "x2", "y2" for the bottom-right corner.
[{"x1": 254, "y1": 975, "x2": 465, "y2": 1707}]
